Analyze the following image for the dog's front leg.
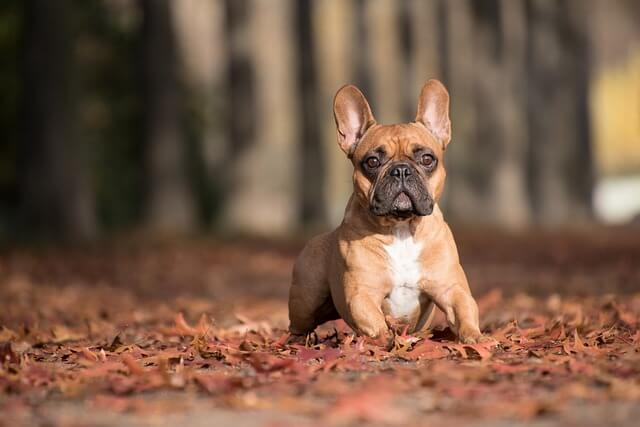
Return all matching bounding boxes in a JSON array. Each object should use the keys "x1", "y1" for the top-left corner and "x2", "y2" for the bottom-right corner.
[
  {"x1": 433, "y1": 284, "x2": 485, "y2": 344},
  {"x1": 346, "y1": 288, "x2": 389, "y2": 339},
  {"x1": 422, "y1": 266, "x2": 486, "y2": 344}
]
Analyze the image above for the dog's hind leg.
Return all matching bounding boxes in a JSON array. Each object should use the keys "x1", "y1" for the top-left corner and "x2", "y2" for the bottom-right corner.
[{"x1": 288, "y1": 233, "x2": 339, "y2": 335}]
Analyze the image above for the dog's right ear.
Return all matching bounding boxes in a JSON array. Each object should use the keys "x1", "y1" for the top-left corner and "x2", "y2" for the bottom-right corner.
[
  {"x1": 415, "y1": 79, "x2": 451, "y2": 149},
  {"x1": 333, "y1": 85, "x2": 376, "y2": 157}
]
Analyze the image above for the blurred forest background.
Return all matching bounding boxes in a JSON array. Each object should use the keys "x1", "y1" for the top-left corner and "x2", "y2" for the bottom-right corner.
[
  {"x1": 2, "y1": 4, "x2": 640, "y2": 423},
  {"x1": 1, "y1": 0, "x2": 639, "y2": 242}
]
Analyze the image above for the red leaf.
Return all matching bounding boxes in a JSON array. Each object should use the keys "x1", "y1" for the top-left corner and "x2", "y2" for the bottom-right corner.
[
  {"x1": 174, "y1": 313, "x2": 201, "y2": 336},
  {"x1": 463, "y1": 343, "x2": 493, "y2": 361},
  {"x1": 80, "y1": 347, "x2": 99, "y2": 362},
  {"x1": 121, "y1": 354, "x2": 145, "y2": 376},
  {"x1": 245, "y1": 352, "x2": 298, "y2": 373},
  {"x1": 407, "y1": 340, "x2": 449, "y2": 360},
  {"x1": 444, "y1": 343, "x2": 469, "y2": 358},
  {"x1": 292, "y1": 345, "x2": 341, "y2": 364}
]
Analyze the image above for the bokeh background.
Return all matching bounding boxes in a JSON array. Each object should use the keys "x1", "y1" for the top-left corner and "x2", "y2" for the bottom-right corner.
[
  {"x1": 2, "y1": 4, "x2": 640, "y2": 424},
  {"x1": 0, "y1": 0, "x2": 639, "y2": 242}
]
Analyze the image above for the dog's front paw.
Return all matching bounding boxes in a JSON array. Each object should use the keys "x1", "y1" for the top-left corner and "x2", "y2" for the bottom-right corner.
[
  {"x1": 457, "y1": 326, "x2": 491, "y2": 345},
  {"x1": 286, "y1": 332, "x2": 317, "y2": 346},
  {"x1": 357, "y1": 325, "x2": 392, "y2": 348},
  {"x1": 368, "y1": 330, "x2": 394, "y2": 350},
  {"x1": 360, "y1": 326, "x2": 390, "y2": 340}
]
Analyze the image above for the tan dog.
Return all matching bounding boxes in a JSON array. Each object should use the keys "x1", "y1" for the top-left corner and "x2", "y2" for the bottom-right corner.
[{"x1": 288, "y1": 80, "x2": 487, "y2": 344}]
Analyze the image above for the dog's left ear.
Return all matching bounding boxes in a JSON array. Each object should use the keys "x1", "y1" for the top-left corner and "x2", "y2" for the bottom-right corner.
[
  {"x1": 416, "y1": 79, "x2": 451, "y2": 149},
  {"x1": 333, "y1": 85, "x2": 376, "y2": 157}
]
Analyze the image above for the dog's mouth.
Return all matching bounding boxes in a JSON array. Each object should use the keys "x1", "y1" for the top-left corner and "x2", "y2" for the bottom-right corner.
[
  {"x1": 391, "y1": 192, "x2": 414, "y2": 218},
  {"x1": 370, "y1": 188, "x2": 434, "y2": 219}
]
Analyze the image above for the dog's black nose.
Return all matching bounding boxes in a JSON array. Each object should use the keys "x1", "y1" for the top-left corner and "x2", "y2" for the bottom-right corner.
[{"x1": 389, "y1": 163, "x2": 412, "y2": 179}]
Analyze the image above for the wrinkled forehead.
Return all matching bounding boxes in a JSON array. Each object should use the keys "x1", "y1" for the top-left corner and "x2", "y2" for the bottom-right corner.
[{"x1": 355, "y1": 123, "x2": 442, "y2": 158}]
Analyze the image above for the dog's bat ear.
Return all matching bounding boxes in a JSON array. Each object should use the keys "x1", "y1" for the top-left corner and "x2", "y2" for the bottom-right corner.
[
  {"x1": 333, "y1": 85, "x2": 376, "y2": 156},
  {"x1": 416, "y1": 79, "x2": 451, "y2": 149}
]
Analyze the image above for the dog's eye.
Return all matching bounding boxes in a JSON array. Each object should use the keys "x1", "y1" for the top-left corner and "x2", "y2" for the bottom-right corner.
[
  {"x1": 421, "y1": 154, "x2": 436, "y2": 169},
  {"x1": 365, "y1": 157, "x2": 380, "y2": 169}
]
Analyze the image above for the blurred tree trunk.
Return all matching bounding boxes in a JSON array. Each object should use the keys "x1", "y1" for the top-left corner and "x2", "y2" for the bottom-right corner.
[
  {"x1": 171, "y1": 0, "x2": 227, "y2": 224},
  {"x1": 221, "y1": 0, "x2": 255, "y2": 227},
  {"x1": 435, "y1": 0, "x2": 535, "y2": 227},
  {"x1": 470, "y1": 0, "x2": 531, "y2": 227},
  {"x1": 296, "y1": 0, "x2": 325, "y2": 227},
  {"x1": 439, "y1": 0, "x2": 479, "y2": 221},
  {"x1": 526, "y1": 0, "x2": 593, "y2": 225},
  {"x1": 312, "y1": 0, "x2": 357, "y2": 226},
  {"x1": 363, "y1": 0, "x2": 404, "y2": 124},
  {"x1": 492, "y1": 0, "x2": 531, "y2": 228},
  {"x1": 407, "y1": 0, "x2": 442, "y2": 104},
  {"x1": 21, "y1": 0, "x2": 96, "y2": 240},
  {"x1": 141, "y1": 0, "x2": 196, "y2": 234},
  {"x1": 221, "y1": 0, "x2": 299, "y2": 235}
]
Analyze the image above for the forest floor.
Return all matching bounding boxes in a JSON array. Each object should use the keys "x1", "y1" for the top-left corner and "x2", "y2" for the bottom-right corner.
[{"x1": 1, "y1": 227, "x2": 639, "y2": 426}]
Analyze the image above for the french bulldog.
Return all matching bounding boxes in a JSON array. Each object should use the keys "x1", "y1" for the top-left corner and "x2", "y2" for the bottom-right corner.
[{"x1": 288, "y1": 80, "x2": 487, "y2": 344}]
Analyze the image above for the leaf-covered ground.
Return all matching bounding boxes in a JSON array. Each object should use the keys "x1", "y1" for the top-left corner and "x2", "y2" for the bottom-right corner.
[{"x1": 1, "y1": 229, "x2": 639, "y2": 426}]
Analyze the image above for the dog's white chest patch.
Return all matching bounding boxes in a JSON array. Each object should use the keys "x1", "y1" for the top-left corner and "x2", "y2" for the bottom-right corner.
[{"x1": 383, "y1": 224, "x2": 423, "y2": 319}]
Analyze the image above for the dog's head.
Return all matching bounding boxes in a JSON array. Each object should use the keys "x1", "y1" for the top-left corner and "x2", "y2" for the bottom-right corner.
[{"x1": 333, "y1": 80, "x2": 451, "y2": 221}]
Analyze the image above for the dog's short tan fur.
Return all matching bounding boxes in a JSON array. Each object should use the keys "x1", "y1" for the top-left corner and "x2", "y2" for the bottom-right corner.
[{"x1": 288, "y1": 80, "x2": 487, "y2": 344}]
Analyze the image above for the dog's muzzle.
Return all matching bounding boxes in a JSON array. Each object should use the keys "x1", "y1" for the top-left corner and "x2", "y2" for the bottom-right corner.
[{"x1": 370, "y1": 162, "x2": 433, "y2": 218}]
